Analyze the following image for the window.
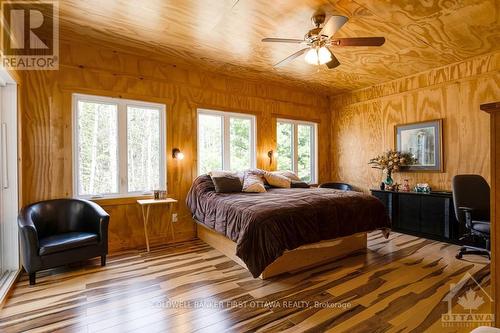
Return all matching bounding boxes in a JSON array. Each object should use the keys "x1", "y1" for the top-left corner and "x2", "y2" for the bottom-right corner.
[
  {"x1": 276, "y1": 119, "x2": 317, "y2": 183},
  {"x1": 197, "y1": 109, "x2": 256, "y2": 174},
  {"x1": 73, "y1": 94, "x2": 166, "y2": 198}
]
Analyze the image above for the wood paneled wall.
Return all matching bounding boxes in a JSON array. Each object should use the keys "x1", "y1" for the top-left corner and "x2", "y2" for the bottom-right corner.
[
  {"x1": 17, "y1": 40, "x2": 331, "y2": 252},
  {"x1": 17, "y1": 40, "x2": 500, "y2": 252},
  {"x1": 330, "y1": 51, "x2": 500, "y2": 192}
]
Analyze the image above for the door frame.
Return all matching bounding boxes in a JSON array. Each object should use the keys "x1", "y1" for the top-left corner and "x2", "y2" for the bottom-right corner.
[{"x1": 481, "y1": 101, "x2": 500, "y2": 327}]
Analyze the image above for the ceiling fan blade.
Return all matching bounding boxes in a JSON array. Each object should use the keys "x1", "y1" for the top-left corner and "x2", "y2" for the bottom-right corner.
[
  {"x1": 262, "y1": 38, "x2": 305, "y2": 44},
  {"x1": 325, "y1": 49, "x2": 340, "y2": 69},
  {"x1": 273, "y1": 48, "x2": 309, "y2": 67},
  {"x1": 319, "y1": 15, "x2": 348, "y2": 38},
  {"x1": 332, "y1": 37, "x2": 386, "y2": 47}
]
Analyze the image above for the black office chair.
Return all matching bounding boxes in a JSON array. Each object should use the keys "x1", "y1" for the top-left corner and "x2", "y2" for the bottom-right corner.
[
  {"x1": 452, "y1": 175, "x2": 490, "y2": 259},
  {"x1": 318, "y1": 182, "x2": 353, "y2": 191}
]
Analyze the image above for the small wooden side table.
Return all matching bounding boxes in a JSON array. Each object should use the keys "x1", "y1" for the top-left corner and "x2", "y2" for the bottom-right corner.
[{"x1": 137, "y1": 198, "x2": 178, "y2": 252}]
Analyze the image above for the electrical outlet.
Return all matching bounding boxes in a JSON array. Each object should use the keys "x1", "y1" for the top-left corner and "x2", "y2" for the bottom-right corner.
[{"x1": 172, "y1": 213, "x2": 178, "y2": 223}]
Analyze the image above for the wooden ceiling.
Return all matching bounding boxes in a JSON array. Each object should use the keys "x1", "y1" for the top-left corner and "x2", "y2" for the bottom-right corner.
[{"x1": 58, "y1": 0, "x2": 500, "y2": 95}]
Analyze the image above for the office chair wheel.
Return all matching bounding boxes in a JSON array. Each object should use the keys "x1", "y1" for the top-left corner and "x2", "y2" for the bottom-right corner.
[{"x1": 456, "y1": 253, "x2": 463, "y2": 259}]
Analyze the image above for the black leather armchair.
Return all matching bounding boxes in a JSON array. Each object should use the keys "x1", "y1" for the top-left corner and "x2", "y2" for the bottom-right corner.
[
  {"x1": 319, "y1": 182, "x2": 353, "y2": 191},
  {"x1": 452, "y1": 175, "x2": 490, "y2": 259},
  {"x1": 18, "y1": 199, "x2": 110, "y2": 285}
]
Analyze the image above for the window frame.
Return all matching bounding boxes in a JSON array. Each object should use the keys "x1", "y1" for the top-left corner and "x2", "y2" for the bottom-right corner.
[
  {"x1": 197, "y1": 108, "x2": 256, "y2": 175},
  {"x1": 72, "y1": 93, "x2": 167, "y2": 199},
  {"x1": 276, "y1": 118, "x2": 318, "y2": 184}
]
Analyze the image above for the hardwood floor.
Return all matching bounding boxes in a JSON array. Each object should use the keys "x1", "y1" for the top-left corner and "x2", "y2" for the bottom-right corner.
[{"x1": 0, "y1": 232, "x2": 490, "y2": 333}]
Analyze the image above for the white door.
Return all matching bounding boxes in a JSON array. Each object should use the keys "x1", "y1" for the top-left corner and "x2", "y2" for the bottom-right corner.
[
  {"x1": 0, "y1": 70, "x2": 19, "y2": 300},
  {"x1": 0, "y1": 86, "x2": 3, "y2": 280}
]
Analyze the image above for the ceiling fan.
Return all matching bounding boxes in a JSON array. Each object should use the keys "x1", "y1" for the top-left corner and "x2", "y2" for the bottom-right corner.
[{"x1": 262, "y1": 11, "x2": 385, "y2": 69}]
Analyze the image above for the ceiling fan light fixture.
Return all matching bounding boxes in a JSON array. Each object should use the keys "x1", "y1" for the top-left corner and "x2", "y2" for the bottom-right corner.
[
  {"x1": 264, "y1": 12, "x2": 385, "y2": 70},
  {"x1": 304, "y1": 47, "x2": 332, "y2": 65},
  {"x1": 304, "y1": 48, "x2": 318, "y2": 64},
  {"x1": 318, "y1": 46, "x2": 332, "y2": 63}
]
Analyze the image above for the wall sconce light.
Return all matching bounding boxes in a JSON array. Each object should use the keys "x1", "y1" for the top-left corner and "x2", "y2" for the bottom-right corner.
[
  {"x1": 267, "y1": 150, "x2": 276, "y2": 165},
  {"x1": 172, "y1": 148, "x2": 184, "y2": 160}
]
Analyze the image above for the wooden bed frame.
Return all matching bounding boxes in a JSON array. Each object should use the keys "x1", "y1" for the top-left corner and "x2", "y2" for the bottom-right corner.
[{"x1": 196, "y1": 223, "x2": 367, "y2": 279}]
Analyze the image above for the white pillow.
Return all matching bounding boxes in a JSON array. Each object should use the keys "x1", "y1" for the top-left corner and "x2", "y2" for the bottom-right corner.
[
  {"x1": 264, "y1": 172, "x2": 291, "y2": 188},
  {"x1": 242, "y1": 173, "x2": 266, "y2": 193}
]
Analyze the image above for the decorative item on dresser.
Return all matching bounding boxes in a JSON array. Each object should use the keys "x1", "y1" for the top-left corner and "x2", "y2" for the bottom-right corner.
[
  {"x1": 414, "y1": 183, "x2": 432, "y2": 193},
  {"x1": 371, "y1": 189, "x2": 460, "y2": 244},
  {"x1": 17, "y1": 199, "x2": 110, "y2": 285},
  {"x1": 401, "y1": 179, "x2": 411, "y2": 192},
  {"x1": 369, "y1": 150, "x2": 417, "y2": 187}
]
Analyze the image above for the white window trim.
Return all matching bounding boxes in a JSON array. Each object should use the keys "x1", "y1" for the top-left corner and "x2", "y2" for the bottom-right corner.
[
  {"x1": 72, "y1": 93, "x2": 167, "y2": 199},
  {"x1": 197, "y1": 109, "x2": 256, "y2": 175},
  {"x1": 277, "y1": 118, "x2": 318, "y2": 184}
]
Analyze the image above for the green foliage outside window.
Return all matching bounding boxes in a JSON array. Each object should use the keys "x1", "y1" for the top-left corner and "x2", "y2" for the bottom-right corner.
[
  {"x1": 230, "y1": 118, "x2": 251, "y2": 171},
  {"x1": 77, "y1": 101, "x2": 118, "y2": 195},
  {"x1": 276, "y1": 121, "x2": 315, "y2": 183}
]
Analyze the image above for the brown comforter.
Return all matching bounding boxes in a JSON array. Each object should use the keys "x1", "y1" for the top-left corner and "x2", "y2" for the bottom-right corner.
[{"x1": 186, "y1": 175, "x2": 390, "y2": 277}]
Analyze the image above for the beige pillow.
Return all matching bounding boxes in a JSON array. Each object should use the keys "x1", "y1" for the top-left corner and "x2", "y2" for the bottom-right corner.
[
  {"x1": 271, "y1": 170, "x2": 301, "y2": 181},
  {"x1": 264, "y1": 172, "x2": 291, "y2": 188},
  {"x1": 246, "y1": 168, "x2": 266, "y2": 176},
  {"x1": 242, "y1": 173, "x2": 266, "y2": 193}
]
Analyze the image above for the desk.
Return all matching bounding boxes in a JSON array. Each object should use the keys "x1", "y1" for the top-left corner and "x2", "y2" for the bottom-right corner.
[{"x1": 137, "y1": 198, "x2": 177, "y2": 252}]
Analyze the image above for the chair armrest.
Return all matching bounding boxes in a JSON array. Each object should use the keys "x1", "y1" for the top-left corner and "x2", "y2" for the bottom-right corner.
[
  {"x1": 18, "y1": 209, "x2": 41, "y2": 272},
  {"x1": 18, "y1": 211, "x2": 39, "y2": 249},
  {"x1": 458, "y1": 207, "x2": 474, "y2": 228},
  {"x1": 79, "y1": 200, "x2": 110, "y2": 242}
]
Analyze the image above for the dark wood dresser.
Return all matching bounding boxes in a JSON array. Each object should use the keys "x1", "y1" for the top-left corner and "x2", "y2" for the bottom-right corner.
[{"x1": 370, "y1": 189, "x2": 461, "y2": 244}]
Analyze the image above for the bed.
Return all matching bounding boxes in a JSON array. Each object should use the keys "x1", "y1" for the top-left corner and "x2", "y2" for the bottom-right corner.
[{"x1": 186, "y1": 175, "x2": 391, "y2": 278}]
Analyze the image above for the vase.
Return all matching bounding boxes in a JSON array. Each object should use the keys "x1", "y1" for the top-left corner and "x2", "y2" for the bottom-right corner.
[{"x1": 384, "y1": 171, "x2": 394, "y2": 186}]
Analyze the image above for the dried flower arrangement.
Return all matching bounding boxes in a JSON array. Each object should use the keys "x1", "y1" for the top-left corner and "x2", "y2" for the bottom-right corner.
[{"x1": 369, "y1": 150, "x2": 417, "y2": 186}]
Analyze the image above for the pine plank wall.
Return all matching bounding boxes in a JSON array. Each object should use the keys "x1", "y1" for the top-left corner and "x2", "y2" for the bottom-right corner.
[{"x1": 16, "y1": 37, "x2": 500, "y2": 253}]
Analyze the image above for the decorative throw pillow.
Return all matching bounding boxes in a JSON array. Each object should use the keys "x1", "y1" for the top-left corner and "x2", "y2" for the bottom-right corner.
[
  {"x1": 264, "y1": 172, "x2": 291, "y2": 188},
  {"x1": 242, "y1": 172, "x2": 266, "y2": 193},
  {"x1": 246, "y1": 168, "x2": 266, "y2": 176},
  {"x1": 209, "y1": 170, "x2": 244, "y2": 183},
  {"x1": 291, "y1": 180, "x2": 310, "y2": 188},
  {"x1": 271, "y1": 170, "x2": 301, "y2": 181},
  {"x1": 212, "y1": 175, "x2": 243, "y2": 193}
]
